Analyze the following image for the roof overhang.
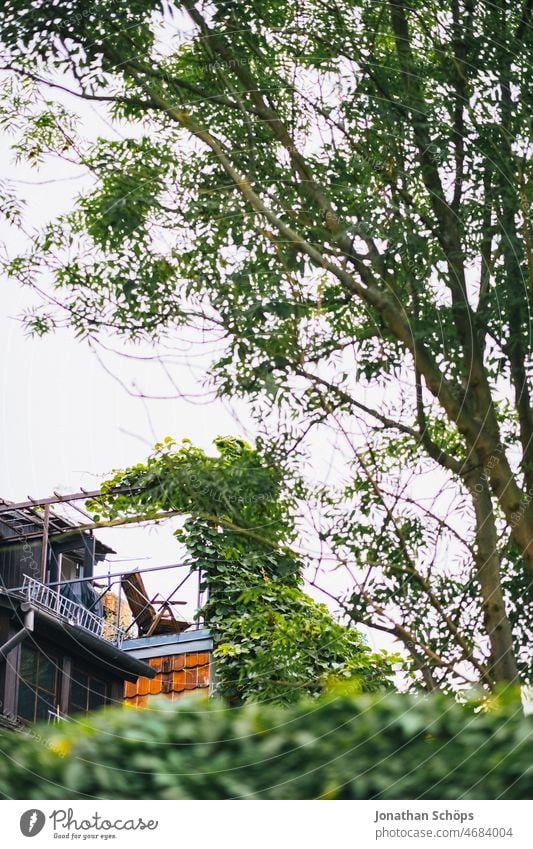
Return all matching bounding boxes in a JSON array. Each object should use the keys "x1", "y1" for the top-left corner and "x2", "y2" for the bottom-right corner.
[
  {"x1": 0, "y1": 591, "x2": 154, "y2": 682},
  {"x1": 122, "y1": 628, "x2": 213, "y2": 661}
]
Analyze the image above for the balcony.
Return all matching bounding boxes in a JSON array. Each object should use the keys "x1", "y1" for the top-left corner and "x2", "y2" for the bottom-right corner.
[{"x1": 22, "y1": 575, "x2": 125, "y2": 647}]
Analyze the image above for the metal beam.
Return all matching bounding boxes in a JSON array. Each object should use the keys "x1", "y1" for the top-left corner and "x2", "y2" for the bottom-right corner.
[
  {"x1": 0, "y1": 485, "x2": 138, "y2": 514},
  {"x1": 8, "y1": 559, "x2": 192, "y2": 593},
  {"x1": 0, "y1": 607, "x2": 35, "y2": 661}
]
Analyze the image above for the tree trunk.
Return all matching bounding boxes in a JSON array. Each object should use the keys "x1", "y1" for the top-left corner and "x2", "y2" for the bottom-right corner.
[{"x1": 469, "y1": 470, "x2": 519, "y2": 684}]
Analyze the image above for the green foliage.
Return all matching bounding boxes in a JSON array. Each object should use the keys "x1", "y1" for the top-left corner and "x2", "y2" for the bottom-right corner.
[
  {"x1": 90, "y1": 437, "x2": 394, "y2": 702},
  {"x1": 0, "y1": 0, "x2": 159, "y2": 68},
  {"x1": 208, "y1": 580, "x2": 393, "y2": 702},
  {"x1": 90, "y1": 436, "x2": 293, "y2": 541},
  {"x1": 79, "y1": 137, "x2": 173, "y2": 249},
  {"x1": 0, "y1": 690, "x2": 529, "y2": 799}
]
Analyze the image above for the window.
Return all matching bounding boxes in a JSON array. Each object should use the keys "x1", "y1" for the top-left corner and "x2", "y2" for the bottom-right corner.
[
  {"x1": 17, "y1": 645, "x2": 60, "y2": 722},
  {"x1": 69, "y1": 669, "x2": 108, "y2": 713},
  {"x1": 60, "y1": 554, "x2": 82, "y2": 582}
]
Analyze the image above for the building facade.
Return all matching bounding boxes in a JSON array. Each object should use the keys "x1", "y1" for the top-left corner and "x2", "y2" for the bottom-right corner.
[{"x1": 0, "y1": 496, "x2": 154, "y2": 725}]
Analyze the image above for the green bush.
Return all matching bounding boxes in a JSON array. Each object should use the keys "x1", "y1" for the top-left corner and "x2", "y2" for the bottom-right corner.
[{"x1": 0, "y1": 690, "x2": 530, "y2": 799}]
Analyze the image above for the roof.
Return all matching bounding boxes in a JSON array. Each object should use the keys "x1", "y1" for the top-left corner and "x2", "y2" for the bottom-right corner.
[
  {"x1": 123, "y1": 628, "x2": 213, "y2": 660},
  {"x1": 0, "y1": 497, "x2": 114, "y2": 554}
]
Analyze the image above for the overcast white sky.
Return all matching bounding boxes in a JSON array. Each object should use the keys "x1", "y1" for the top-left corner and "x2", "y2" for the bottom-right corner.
[
  {"x1": 0, "y1": 87, "x2": 253, "y2": 615},
  {"x1": 1, "y1": 274, "x2": 246, "y2": 611}
]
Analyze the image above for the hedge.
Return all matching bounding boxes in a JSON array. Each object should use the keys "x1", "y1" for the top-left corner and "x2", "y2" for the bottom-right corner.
[{"x1": 0, "y1": 690, "x2": 530, "y2": 799}]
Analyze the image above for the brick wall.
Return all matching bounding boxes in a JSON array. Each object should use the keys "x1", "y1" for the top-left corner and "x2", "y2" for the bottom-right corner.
[{"x1": 102, "y1": 592, "x2": 133, "y2": 641}]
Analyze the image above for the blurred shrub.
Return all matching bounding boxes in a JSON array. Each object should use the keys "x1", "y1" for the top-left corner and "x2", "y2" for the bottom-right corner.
[{"x1": 0, "y1": 690, "x2": 530, "y2": 799}]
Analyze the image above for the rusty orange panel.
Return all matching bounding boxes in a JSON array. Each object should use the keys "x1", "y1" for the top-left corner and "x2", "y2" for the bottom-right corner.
[
  {"x1": 197, "y1": 665, "x2": 210, "y2": 687},
  {"x1": 172, "y1": 655, "x2": 184, "y2": 671},
  {"x1": 185, "y1": 669, "x2": 197, "y2": 689},
  {"x1": 124, "y1": 680, "x2": 137, "y2": 699},
  {"x1": 149, "y1": 676, "x2": 163, "y2": 695},
  {"x1": 185, "y1": 652, "x2": 198, "y2": 668},
  {"x1": 137, "y1": 676, "x2": 150, "y2": 696},
  {"x1": 172, "y1": 670, "x2": 186, "y2": 692},
  {"x1": 175, "y1": 689, "x2": 191, "y2": 700},
  {"x1": 197, "y1": 652, "x2": 210, "y2": 666}
]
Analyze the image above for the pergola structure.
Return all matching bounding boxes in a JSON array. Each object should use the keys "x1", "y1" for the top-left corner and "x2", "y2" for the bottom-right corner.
[
  {"x1": 0, "y1": 487, "x2": 131, "y2": 579},
  {"x1": 0, "y1": 486, "x2": 202, "y2": 639}
]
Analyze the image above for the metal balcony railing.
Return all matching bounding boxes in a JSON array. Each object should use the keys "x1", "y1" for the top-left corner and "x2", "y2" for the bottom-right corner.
[{"x1": 22, "y1": 575, "x2": 125, "y2": 647}]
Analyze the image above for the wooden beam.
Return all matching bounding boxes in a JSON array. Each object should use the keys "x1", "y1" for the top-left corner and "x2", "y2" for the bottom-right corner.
[{"x1": 40, "y1": 504, "x2": 50, "y2": 583}]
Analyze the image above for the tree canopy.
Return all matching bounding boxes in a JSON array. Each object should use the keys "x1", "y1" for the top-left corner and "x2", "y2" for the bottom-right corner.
[{"x1": 0, "y1": 0, "x2": 532, "y2": 691}]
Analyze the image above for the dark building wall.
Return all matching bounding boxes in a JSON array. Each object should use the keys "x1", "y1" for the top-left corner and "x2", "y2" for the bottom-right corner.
[
  {"x1": 0, "y1": 607, "x2": 127, "y2": 723},
  {"x1": 0, "y1": 540, "x2": 42, "y2": 589},
  {"x1": 0, "y1": 530, "x2": 98, "y2": 592},
  {"x1": 0, "y1": 610, "x2": 11, "y2": 715}
]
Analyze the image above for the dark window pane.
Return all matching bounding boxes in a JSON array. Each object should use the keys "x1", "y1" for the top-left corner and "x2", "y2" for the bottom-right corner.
[
  {"x1": 19, "y1": 646, "x2": 37, "y2": 684},
  {"x1": 17, "y1": 647, "x2": 59, "y2": 722},
  {"x1": 72, "y1": 670, "x2": 88, "y2": 688},
  {"x1": 35, "y1": 692, "x2": 55, "y2": 722},
  {"x1": 88, "y1": 678, "x2": 106, "y2": 711},
  {"x1": 17, "y1": 682, "x2": 36, "y2": 721},
  {"x1": 70, "y1": 670, "x2": 88, "y2": 712},
  {"x1": 39, "y1": 656, "x2": 57, "y2": 692}
]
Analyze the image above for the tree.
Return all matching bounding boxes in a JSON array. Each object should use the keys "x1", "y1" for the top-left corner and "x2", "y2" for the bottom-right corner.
[
  {"x1": 88, "y1": 436, "x2": 395, "y2": 703},
  {"x1": 0, "y1": 0, "x2": 532, "y2": 690}
]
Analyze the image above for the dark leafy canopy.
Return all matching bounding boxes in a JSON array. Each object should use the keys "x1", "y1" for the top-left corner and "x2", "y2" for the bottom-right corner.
[
  {"x1": 0, "y1": 689, "x2": 530, "y2": 800},
  {"x1": 1, "y1": 1, "x2": 533, "y2": 690},
  {"x1": 89, "y1": 437, "x2": 395, "y2": 703}
]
